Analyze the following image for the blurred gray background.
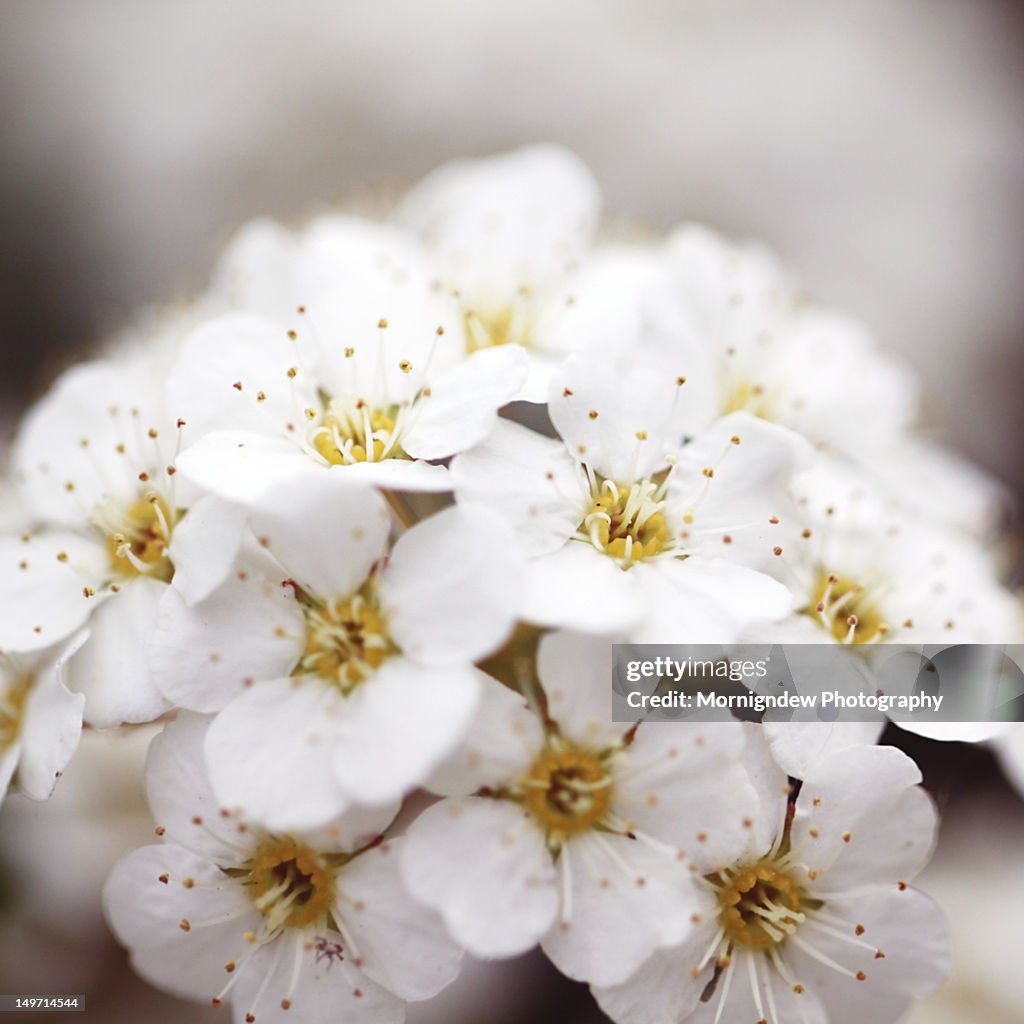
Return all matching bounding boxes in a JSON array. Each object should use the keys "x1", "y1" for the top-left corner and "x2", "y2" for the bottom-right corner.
[{"x1": 1, "y1": 2, "x2": 1023, "y2": 1022}]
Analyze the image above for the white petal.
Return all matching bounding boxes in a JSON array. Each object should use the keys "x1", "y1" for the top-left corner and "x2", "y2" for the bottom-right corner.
[
  {"x1": 400, "y1": 796, "x2": 558, "y2": 957},
  {"x1": 537, "y1": 630, "x2": 620, "y2": 749},
  {"x1": 540, "y1": 830, "x2": 707, "y2": 986},
  {"x1": 167, "y1": 495, "x2": 247, "y2": 606},
  {"x1": 145, "y1": 711, "x2": 253, "y2": 865},
  {"x1": 166, "y1": 313, "x2": 317, "y2": 440},
  {"x1": 150, "y1": 569, "x2": 304, "y2": 712},
  {"x1": 381, "y1": 504, "x2": 524, "y2": 665},
  {"x1": 325, "y1": 457, "x2": 453, "y2": 491},
  {"x1": 16, "y1": 640, "x2": 85, "y2": 800},
  {"x1": 331, "y1": 660, "x2": 481, "y2": 806},
  {"x1": 763, "y1": 719, "x2": 886, "y2": 780},
  {"x1": 633, "y1": 557, "x2": 794, "y2": 643},
  {"x1": 65, "y1": 577, "x2": 171, "y2": 728},
  {"x1": 611, "y1": 722, "x2": 764, "y2": 871},
  {"x1": 523, "y1": 543, "x2": 646, "y2": 632},
  {"x1": 789, "y1": 886, "x2": 949, "y2": 1019},
  {"x1": 400, "y1": 346, "x2": 528, "y2": 460},
  {"x1": 12, "y1": 359, "x2": 170, "y2": 528},
  {"x1": 335, "y1": 838, "x2": 462, "y2": 1000},
  {"x1": 425, "y1": 673, "x2": 543, "y2": 796},
  {"x1": 0, "y1": 532, "x2": 107, "y2": 652},
  {"x1": 548, "y1": 355, "x2": 689, "y2": 481},
  {"x1": 248, "y1": 472, "x2": 390, "y2": 601},
  {"x1": 591, "y1": 922, "x2": 727, "y2": 1024},
  {"x1": 231, "y1": 928, "x2": 405, "y2": 1024},
  {"x1": 103, "y1": 843, "x2": 262, "y2": 1002},
  {"x1": 205, "y1": 678, "x2": 357, "y2": 832},
  {"x1": 792, "y1": 744, "x2": 936, "y2": 889},
  {"x1": 451, "y1": 417, "x2": 585, "y2": 556},
  {"x1": 208, "y1": 217, "x2": 300, "y2": 321},
  {"x1": 175, "y1": 430, "x2": 317, "y2": 506},
  {"x1": 399, "y1": 145, "x2": 600, "y2": 293}
]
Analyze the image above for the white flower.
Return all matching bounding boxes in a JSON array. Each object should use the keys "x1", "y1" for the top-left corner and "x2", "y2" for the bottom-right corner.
[
  {"x1": 0, "y1": 638, "x2": 84, "y2": 805},
  {"x1": 660, "y1": 224, "x2": 919, "y2": 456},
  {"x1": 104, "y1": 712, "x2": 461, "y2": 1024},
  {"x1": 993, "y1": 725, "x2": 1024, "y2": 799},
  {"x1": 400, "y1": 630, "x2": 764, "y2": 987},
  {"x1": 4, "y1": 359, "x2": 243, "y2": 726},
  {"x1": 165, "y1": 227, "x2": 528, "y2": 504},
  {"x1": 398, "y1": 145, "x2": 602, "y2": 401},
  {"x1": 452, "y1": 354, "x2": 810, "y2": 639},
  {"x1": 149, "y1": 471, "x2": 524, "y2": 830},
  {"x1": 593, "y1": 730, "x2": 949, "y2": 1024}
]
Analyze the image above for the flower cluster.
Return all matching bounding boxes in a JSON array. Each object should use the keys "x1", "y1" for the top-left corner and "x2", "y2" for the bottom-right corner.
[{"x1": 2, "y1": 146, "x2": 1020, "y2": 1023}]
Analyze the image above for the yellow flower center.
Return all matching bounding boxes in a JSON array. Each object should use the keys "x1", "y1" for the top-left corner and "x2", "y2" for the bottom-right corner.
[
  {"x1": 711, "y1": 862, "x2": 806, "y2": 949},
  {"x1": 297, "y1": 584, "x2": 395, "y2": 693},
  {"x1": 312, "y1": 397, "x2": 408, "y2": 465},
  {"x1": 464, "y1": 301, "x2": 532, "y2": 352},
  {"x1": 808, "y1": 571, "x2": 889, "y2": 645},
  {"x1": 97, "y1": 493, "x2": 175, "y2": 582},
  {"x1": 723, "y1": 377, "x2": 774, "y2": 420},
  {"x1": 0, "y1": 673, "x2": 30, "y2": 753},
  {"x1": 580, "y1": 477, "x2": 669, "y2": 566},
  {"x1": 523, "y1": 743, "x2": 612, "y2": 839},
  {"x1": 248, "y1": 838, "x2": 335, "y2": 932}
]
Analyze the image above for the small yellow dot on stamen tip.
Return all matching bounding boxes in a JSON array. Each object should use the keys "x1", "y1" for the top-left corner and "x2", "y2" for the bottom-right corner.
[
  {"x1": 179, "y1": 920, "x2": 191, "y2": 932},
  {"x1": 730, "y1": 435, "x2": 741, "y2": 445},
  {"x1": 793, "y1": 984, "x2": 805, "y2": 995},
  {"x1": 377, "y1": 318, "x2": 388, "y2": 329},
  {"x1": 287, "y1": 366, "x2": 298, "y2": 378},
  {"x1": 138, "y1": 472, "x2": 150, "y2": 482},
  {"x1": 562, "y1": 387, "x2": 573, "y2": 397},
  {"x1": 79, "y1": 438, "x2": 89, "y2": 448},
  {"x1": 304, "y1": 408, "x2": 316, "y2": 420},
  {"x1": 344, "y1": 347, "x2": 355, "y2": 358},
  {"x1": 577, "y1": 444, "x2": 586, "y2": 454},
  {"x1": 211, "y1": 997, "x2": 221, "y2": 1007},
  {"x1": 842, "y1": 832, "x2": 852, "y2": 843},
  {"x1": 635, "y1": 430, "x2": 648, "y2": 440},
  {"x1": 83, "y1": 587, "x2": 95, "y2": 597},
  {"x1": 421, "y1": 386, "x2": 432, "y2": 397},
  {"x1": 702, "y1": 467, "x2": 715, "y2": 478},
  {"x1": 287, "y1": 329, "x2": 297, "y2": 340},
  {"x1": 856, "y1": 971, "x2": 867, "y2": 982},
  {"x1": 225, "y1": 961, "x2": 236, "y2": 973},
  {"x1": 177, "y1": 418, "x2": 187, "y2": 428},
  {"x1": 148, "y1": 428, "x2": 159, "y2": 439},
  {"x1": 297, "y1": 305, "x2": 306, "y2": 314},
  {"x1": 244, "y1": 931, "x2": 257, "y2": 943},
  {"x1": 855, "y1": 924, "x2": 865, "y2": 935},
  {"x1": 773, "y1": 546, "x2": 783, "y2": 556},
  {"x1": 875, "y1": 950, "x2": 886, "y2": 959},
  {"x1": 588, "y1": 409, "x2": 599, "y2": 420},
  {"x1": 399, "y1": 360, "x2": 412, "y2": 373},
  {"x1": 154, "y1": 825, "x2": 166, "y2": 836},
  {"x1": 769, "y1": 515, "x2": 780, "y2": 524},
  {"x1": 56, "y1": 551, "x2": 68, "y2": 562},
  {"x1": 847, "y1": 615, "x2": 858, "y2": 627},
  {"x1": 256, "y1": 391, "x2": 266, "y2": 402},
  {"x1": 435, "y1": 325, "x2": 445, "y2": 335},
  {"x1": 158, "y1": 873, "x2": 169, "y2": 884},
  {"x1": 110, "y1": 584, "x2": 120, "y2": 592},
  {"x1": 809, "y1": 828, "x2": 820, "y2": 838},
  {"x1": 245, "y1": 1015, "x2": 255, "y2": 1023},
  {"x1": 281, "y1": 999, "x2": 291, "y2": 1010},
  {"x1": 65, "y1": 481, "x2": 75, "y2": 492},
  {"x1": 182, "y1": 877, "x2": 194, "y2": 889},
  {"x1": 676, "y1": 376, "x2": 687, "y2": 386},
  {"x1": 232, "y1": 381, "x2": 243, "y2": 391}
]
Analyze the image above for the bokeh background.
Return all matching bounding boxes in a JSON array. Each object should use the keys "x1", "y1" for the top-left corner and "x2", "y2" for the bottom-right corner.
[{"x1": 1, "y1": 1, "x2": 1023, "y2": 1022}]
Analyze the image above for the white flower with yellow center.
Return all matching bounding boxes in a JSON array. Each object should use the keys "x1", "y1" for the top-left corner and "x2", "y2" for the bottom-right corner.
[
  {"x1": 593, "y1": 729, "x2": 949, "y2": 1024},
  {"x1": 165, "y1": 238, "x2": 528, "y2": 505},
  {"x1": 148, "y1": 472, "x2": 524, "y2": 830},
  {"x1": 398, "y1": 145, "x2": 603, "y2": 401},
  {"x1": 104, "y1": 713, "x2": 462, "y2": 1024},
  {"x1": 452, "y1": 355, "x2": 811, "y2": 639},
  {"x1": 400, "y1": 630, "x2": 766, "y2": 987},
  {"x1": 659, "y1": 224, "x2": 919, "y2": 456},
  {"x1": 2, "y1": 359, "x2": 243, "y2": 727},
  {"x1": 0, "y1": 638, "x2": 85, "y2": 806}
]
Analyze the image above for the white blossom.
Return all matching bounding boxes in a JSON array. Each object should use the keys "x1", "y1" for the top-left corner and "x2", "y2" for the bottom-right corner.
[
  {"x1": 593, "y1": 729, "x2": 949, "y2": 1024},
  {"x1": 452, "y1": 353, "x2": 811, "y2": 639},
  {"x1": 149, "y1": 471, "x2": 524, "y2": 830},
  {"x1": 401, "y1": 630, "x2": 764, "y2": 987},
  {"x1": 0, "y1": 637, "x2": 84, "y2": 805},
  {"x1": 103, "y1": 712, "x2": 462, "y2": 1024},
  {"x1": 4, "y1": 358, "x2": 243, "y2": 726}
]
